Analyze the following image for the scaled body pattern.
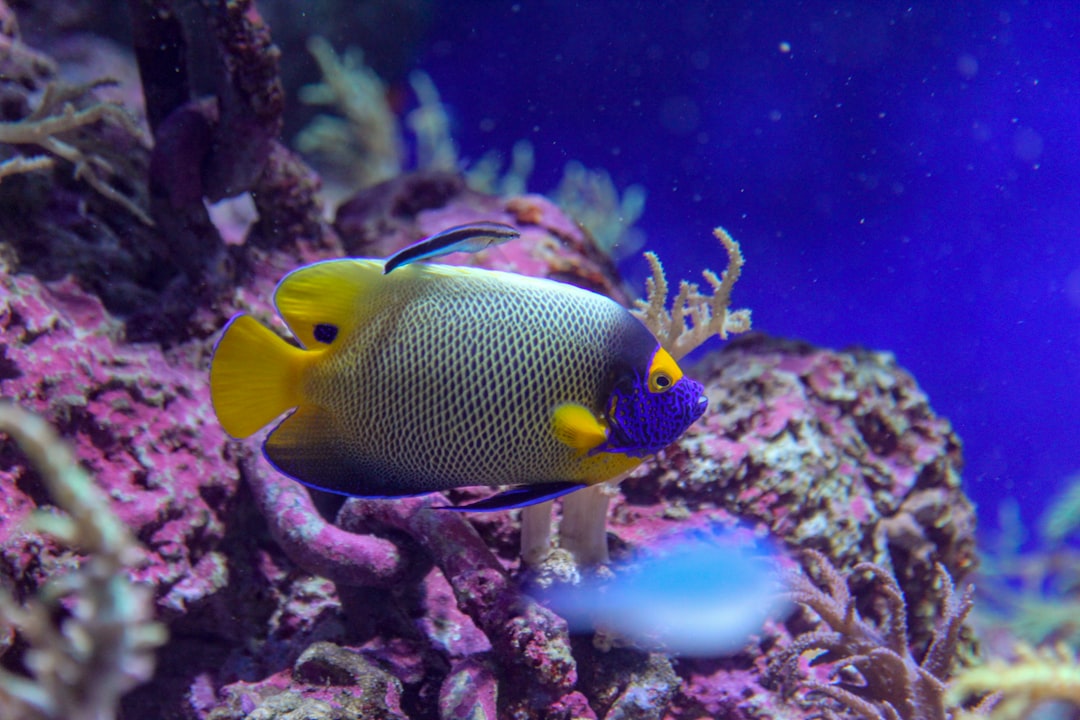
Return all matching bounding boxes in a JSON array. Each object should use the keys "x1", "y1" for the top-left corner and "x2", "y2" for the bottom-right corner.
[{"x1": 211, "y1": 242, "x2": 706, "y2": 509}]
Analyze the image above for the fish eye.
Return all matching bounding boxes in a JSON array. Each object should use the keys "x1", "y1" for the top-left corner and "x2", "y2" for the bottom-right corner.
[
  {"x1": 314, "y1": 323, "x2": 339, "y2": 344},
  {"x1": 649, "y1": 371, "x2": 673, "y2": 393}
]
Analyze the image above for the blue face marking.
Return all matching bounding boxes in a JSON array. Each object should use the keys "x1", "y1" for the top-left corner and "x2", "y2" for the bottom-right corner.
[
  {"x1": 313, "y1": 323, "x2": 338, "y2": 344},
  {"x1": 594, "y1": 374, "x2": 707, "y2": 457}
]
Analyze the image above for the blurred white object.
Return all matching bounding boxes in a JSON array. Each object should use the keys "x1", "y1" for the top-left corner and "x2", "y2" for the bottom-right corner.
[{"x1": 546, "y1": 532, "x2": 791, "y2": 656}]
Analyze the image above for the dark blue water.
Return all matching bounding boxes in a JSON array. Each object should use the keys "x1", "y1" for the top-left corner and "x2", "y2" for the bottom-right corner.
[{"x1": 419, "y1": 1, "x2": 1080, "y2": 539}]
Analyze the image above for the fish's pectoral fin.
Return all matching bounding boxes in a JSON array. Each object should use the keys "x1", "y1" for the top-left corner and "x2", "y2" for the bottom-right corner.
[
  {"x1": 210, "y1": 314, "x2": 308, "y2": 438},
  {"x1": 263, "y1": 405, "x2": 361, "y2": 496},
  {"x1": 442, "y1": 482, "x2": 587, "y2": 512},
  {"x1": 551, "y1": 403, "x2": 609, "y2": 454},
  {"x1": 274, "y1": 259, "x2": 383, "y2": 349}
]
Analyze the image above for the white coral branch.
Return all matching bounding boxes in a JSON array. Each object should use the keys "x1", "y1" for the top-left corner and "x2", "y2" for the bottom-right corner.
[
  {"x1": 0, "y1": 82, "x2": 152, "y2": 225},
  {"x1": 0, "y1": 403, "x2": 167, "y2": 720},
  {"x1": 631, "y1": 226, "x2": 752, "y2": 360}
]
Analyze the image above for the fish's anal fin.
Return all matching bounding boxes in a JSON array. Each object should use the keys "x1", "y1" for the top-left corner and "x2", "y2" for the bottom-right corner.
[
  {"x1": 210, "y1": 314, "x2": 307, "y2": 439},
  {"x1": 264, "y1": 405, "x2": 359, "y2": 496},
  {"x1": 551, "y1": 403, "x2": 609, "y2": 454},
  {"x1": 443, "y1": 482, "x2": 587, "y2": 512},
  {"x1": 274, "y1": 259, "x2": 383, "y2": 349}
]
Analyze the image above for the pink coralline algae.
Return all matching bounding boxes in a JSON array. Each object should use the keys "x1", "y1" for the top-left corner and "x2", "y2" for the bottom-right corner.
[{"x1": 0, "y1": 272, "x2": 239, "y2": 621}]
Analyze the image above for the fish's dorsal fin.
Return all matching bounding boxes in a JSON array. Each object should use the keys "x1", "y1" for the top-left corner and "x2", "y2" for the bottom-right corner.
[{"x1": 274, "y1": 259, "x2": 383, "y2": 348}]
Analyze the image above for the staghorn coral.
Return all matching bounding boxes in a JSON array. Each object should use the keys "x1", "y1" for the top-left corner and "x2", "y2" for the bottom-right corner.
[
  {"x1": 0, "y1": 403, "x2": 167, "y2": 720},
  {"x1": 771, "y1": 550, "x2": 972, "y2": 720},
  {"x1": 0, "y1": 79, "x2": 152, "y2": 224},
  {"x1": 632, "y1": 226, "x2": 753, "y2": 360}
]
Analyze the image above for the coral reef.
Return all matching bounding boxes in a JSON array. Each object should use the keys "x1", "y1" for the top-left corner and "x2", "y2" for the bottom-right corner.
[
  {"x1": 654, "y1": 334, "x2": 978, "y2": 655},
  {"x1": 0, "y1": 79, "x2": 151, "y2": 223},
  {"x1": 553, "y1": 161, "x2": 647, "y2": 263},
  {"x1": 0, "y1": 3, "x2": 989, "y2": 719},
  {"x1": 770, "y1": 550, "x2": 973, "y2": 720},
  {"x1": 948, "y1": 643, "x2": 1080, "y2": 719}
]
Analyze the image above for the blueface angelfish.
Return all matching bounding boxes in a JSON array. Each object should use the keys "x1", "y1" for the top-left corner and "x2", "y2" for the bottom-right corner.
[{"x1": 209, "y1": 240, "x2": 708, "y2": 510}]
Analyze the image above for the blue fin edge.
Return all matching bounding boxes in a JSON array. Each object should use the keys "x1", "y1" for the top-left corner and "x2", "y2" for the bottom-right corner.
[{"x1": 442, "y1": 482, "x2": 587, "y2": 512}]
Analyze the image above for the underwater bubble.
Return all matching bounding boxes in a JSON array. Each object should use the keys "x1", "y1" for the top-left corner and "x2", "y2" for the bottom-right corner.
[
  {"x1": 660, "y1": 95, "x2": 700, "y2": 136},
  {"x1": 957, "y1": 53, "x2": 979, "y2": 79},
  {"x1": 1013, "y1": 126, "x2": 1044, "y2": 164},
  {"x1": 1065, "y1": 267, "x2": 1080, "y2": 311}
]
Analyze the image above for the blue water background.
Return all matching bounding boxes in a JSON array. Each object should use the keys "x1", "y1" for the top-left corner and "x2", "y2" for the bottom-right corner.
[{"x1": 418, "y1": 2, "x2": 1080, "y2": 540}]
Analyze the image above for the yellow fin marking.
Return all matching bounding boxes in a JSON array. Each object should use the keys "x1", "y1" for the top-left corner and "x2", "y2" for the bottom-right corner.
[
  {"x1": 551, "y1": 403, "x2": 608, "y2": 453},
  {"x1": 579, "y1": 452, "x2": 644, "y2": 484},
  {"x1": 210, "y1": 315, "x2": 309, "y2": 438}
]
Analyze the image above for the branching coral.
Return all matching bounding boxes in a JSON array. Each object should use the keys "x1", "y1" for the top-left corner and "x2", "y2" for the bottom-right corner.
[
  {"x1": 948, "y1": 643, "x2": 1080, "y2": 719},
  {"x1": 772, "y1": 550, "x2": 973, "y2": 720},
  {"x1": 0, "y1": 80, "x2": 152, "y2": 224},
  {"x1": 0, "y1": 15, "x2": 57, "y2": 85},
  {"x1": 465, "y1": 139, "x2": 535, "y2": 196},
  {"x1": 407, "y1": 70, "x2": 458, "y2": 174},
  {"x1": 0, "y1": 402, "x2": 167, "y2": 720},
  {"x1": 297, "y1": 37, "x2": 463, "y2": 190},
  {"x1": 296, "y1": 36, "x2": 402, "y2": 188},
  {"x1": 554, "y1": 160, "x2": 647, "y2": 262},
  {"x1": 632, "y1": 226, "x2": 753, "y2": 360},
  {"x1": 977, "y1": 497, "x2": 1080, "y2": 650}
]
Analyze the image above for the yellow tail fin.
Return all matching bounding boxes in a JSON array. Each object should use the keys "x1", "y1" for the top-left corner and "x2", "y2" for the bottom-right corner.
[{"x1": 210, "y1": 315, "x2": 308, "y2": 438}]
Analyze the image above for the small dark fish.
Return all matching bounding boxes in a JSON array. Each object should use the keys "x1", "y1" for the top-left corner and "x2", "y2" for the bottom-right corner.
[{"x1": 383, "y1": 222, "x2": 521, "y2": 274}]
